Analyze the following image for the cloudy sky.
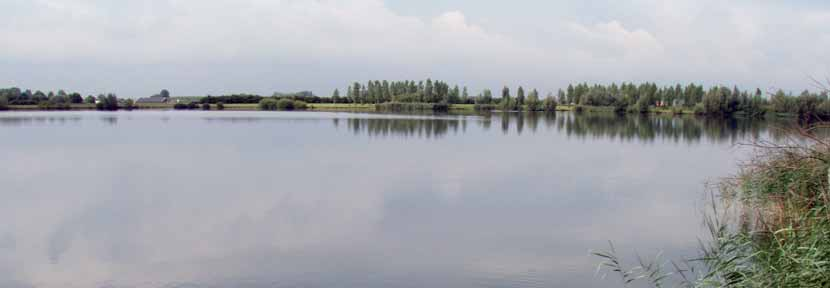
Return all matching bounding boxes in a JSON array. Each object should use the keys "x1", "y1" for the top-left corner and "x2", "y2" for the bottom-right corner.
[{"x1": 1, "y1": 0, "x2": 829, "y2": 97}]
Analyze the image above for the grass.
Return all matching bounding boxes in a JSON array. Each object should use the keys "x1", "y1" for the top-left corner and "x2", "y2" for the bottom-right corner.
[
  {"x1": 307, "y1": 103, "x2": 376, "y2": 110},
  {"x1": 593, "y1": 123, "x2": 830, "y2": 287}
]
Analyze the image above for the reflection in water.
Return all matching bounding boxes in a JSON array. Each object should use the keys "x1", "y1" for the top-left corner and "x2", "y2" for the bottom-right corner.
[
  {"x1": 0, "y1": 115, "x2": 82, "y2": 126},
  {"x1": 100, "y1": 115, "x2": 118, "y2": 125},
  {"x1": 0, "y1": 111, "x2": 800, "y2": 288},
  {"x1": 338, "y1": 112, "x2": 792, "y2": 143},
  {"x1": 344, "y1": 117, "x2": 463, "y2": 138},
  {"x1": 0, "y1": 111, "x2": 795, "y2": 143}
]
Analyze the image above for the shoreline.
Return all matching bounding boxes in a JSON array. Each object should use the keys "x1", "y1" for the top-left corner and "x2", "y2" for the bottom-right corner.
[{"x1": 1, "y1": 103, "x2": 800, "y2": 118}]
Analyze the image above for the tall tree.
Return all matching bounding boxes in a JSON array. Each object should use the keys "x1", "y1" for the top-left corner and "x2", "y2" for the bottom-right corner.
[
  {"x1": 332, "y1": 89, "x2": 341, "y2": 103},
  {"x1": 517, "y1": 86, "x2": 525, "y2": 106}
]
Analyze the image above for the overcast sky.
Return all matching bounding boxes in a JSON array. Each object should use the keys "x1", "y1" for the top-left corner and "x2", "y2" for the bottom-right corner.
[{"x1": 2, "y1": 0, "x2": 829, "y2": 97}]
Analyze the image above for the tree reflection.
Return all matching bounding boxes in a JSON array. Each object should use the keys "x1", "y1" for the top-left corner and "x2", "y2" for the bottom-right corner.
[{"x1": 342, "y1": 112, "x2": 789, "y2": 143}]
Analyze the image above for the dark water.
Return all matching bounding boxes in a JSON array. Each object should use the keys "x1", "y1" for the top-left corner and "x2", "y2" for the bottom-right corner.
[{"x1": 0, "y1": 111, "x2": 787, "y2": 288}]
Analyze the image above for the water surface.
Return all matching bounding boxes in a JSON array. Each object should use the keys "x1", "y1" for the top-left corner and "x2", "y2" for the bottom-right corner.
[{"x1": 0, "y1": 111, "x2": 784, "y2": 287}]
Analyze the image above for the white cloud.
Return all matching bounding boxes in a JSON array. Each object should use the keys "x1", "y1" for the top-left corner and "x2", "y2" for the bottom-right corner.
[
  {"x1": 0, "y1": 0, "x2": 829, "y2": 96},
  {"x1": 568, "y1": 20, "x2": 664, "y2": 62}
]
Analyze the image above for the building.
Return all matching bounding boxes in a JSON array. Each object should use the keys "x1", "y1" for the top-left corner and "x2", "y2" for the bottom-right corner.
[{"x1": 136, "y1": 95, "x2": 169, "y2": 104}]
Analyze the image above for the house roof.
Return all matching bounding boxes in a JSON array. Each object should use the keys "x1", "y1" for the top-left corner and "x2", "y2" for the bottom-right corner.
[{"x1": 136, "y1": 95, "x2": 169, "y2": 103}]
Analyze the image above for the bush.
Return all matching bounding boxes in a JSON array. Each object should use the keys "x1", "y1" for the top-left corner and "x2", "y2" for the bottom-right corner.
[
  {"x1": 201, "y1": 103, "x2": 211, "y2": 110},
  {"x1": 96, "y1": 94, "x2": 119, "y2": 111},
  {"x1": 123, "y1": 99, "x2": 136, "y2": 111},
  {"x1": 0, "y1": 95, "x2": 7, "y2": 110},
  {"x1": 635, "y1": 97, "x2": 650, "y2": 113},
  {"x1": 693, "y1": 103, "x2": 705, "y2": 115},
  {"x1": 376, "y1": 102, "x2": 447, "y2": 112},
  {"x1": 670, "y1": 106, "x2": 683, "y2": 115},
  {"x1": 259, "y1": 98, "x2": 307, "y2": 111},
  {"x1": 613, "y1": 101, "x2": 627, "y2": 114},
  {"x1": 173, "y1": 103, "x2": 190, "y2": 110},
  {"x1": 573, "y1": 105, "x2": 585, "y2": 113},
  {"x1": 259, "y1": 98, "x2": 279, "y2": 110},
  {"x1": 474, "y1": 104, "x2": 497, "y2": 111},
  {"x1": 40, "y1": 100, "x2": 71, "y2": 110},
  {"x1": 276, "y1": 99, "x2": 294, "y2": 110},
  {"x1": 542, "y1": 97, "x2": 557, "y2": 112},
  {"x1": 594, "y1": 124, "x2": 830, "y2": 287},
  {"x1": 216, "y1": 102, "x2": 225, "y2": 110}
]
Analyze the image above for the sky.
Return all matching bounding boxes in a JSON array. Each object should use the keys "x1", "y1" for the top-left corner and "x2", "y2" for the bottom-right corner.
[{"x1": 1, "y1": 0, "x2": 829, "y2": 98}]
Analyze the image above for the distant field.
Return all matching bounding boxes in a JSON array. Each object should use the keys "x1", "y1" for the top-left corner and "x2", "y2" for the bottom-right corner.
[
  {"x1": 135, "y1": 103, "x2": 175, "y2": 109},
  {"x1": 222, "y1": 104, "x2": 258, "y2": 110},
  {"x1": 449, "y1": 104, "x2": 475, "y2": 111}
]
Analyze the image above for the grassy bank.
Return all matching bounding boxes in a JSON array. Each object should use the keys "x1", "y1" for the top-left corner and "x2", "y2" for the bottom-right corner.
[{"x1": 594, "y1": 124, "x2": 830, "y2": 287}]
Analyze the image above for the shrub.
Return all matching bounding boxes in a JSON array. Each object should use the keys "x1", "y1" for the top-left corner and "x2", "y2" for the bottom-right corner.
[
  {"x1": 693, "y1": 103, "x2": 705, "y2": 115},
  {"x1": 474, "y1": 104, "x2": 497, "y2": 111},
  {"x1": 376, "y1": 102, "x2": 447, "y2": 112},
  {"x1": 201, "y1": 103, "x2": 211, "y2": 110},
  {"x1": 216, "y1": 102, "x2": 225, "y2": 110},
  {"x1": 40, "y1": 100, "x2": 71, "y2": 110},
  {"x1": 259, "y1": 98, "x2": 279, "y2": 110},
  {"x1": 276, "y1": 98, "x2": 295, "y2": 110},
  {"x1": 670, "y1": 106, "x2": 683, "y2": 115},
  {"x1": 187, "y1": 102, "x2": 198, "y2": 110},
  {"x1": 542, "y1": 97, "x2": 557, "y2": 112},
  {"x1": 573, "y1": 105, "x2": 585, "y2": 113},
  {"x1": 96, "y1": 94, "x2": 119, "y2": 111},
  {"x1": 0, "y1": 95, "x2": 8, "y2": 110},
  {"x1": 293, "y1": 100, "x2": 308, "y2": 110},
  {"x1": 123, "y1": 99, "x2": 136, "y2": 111},
  {"x1": 594, "y1": 124, "x2": 830, "y2": 287},
  {"x1": 635, "y1": 97, "x2": 650, "y2": 113},
  {"x1": 173, "y1": 103, "x2": 190, "y2": 110}
]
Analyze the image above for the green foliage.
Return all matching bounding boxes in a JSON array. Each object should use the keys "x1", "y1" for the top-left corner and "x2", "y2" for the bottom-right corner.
[
  {"x1": 201, "y1": 102, "x2": 211, "y2": 110},
  {"x1": 542, "y1": 95, "x2": 557, "y2": 112},
  {"x1": 216, "y1": 102, "x2": 225, "y2": 110},
  {"x1": 693, "y1": 103, "x2": 705, "y2": 115},
  {"x1": 376, "y1": 102, "x2": 449, "y2": 112},
  {"x1": 69, "y1": 93, "x2": 83, "y2": 104},
  {"x1": 123, "y1": 99, "x2": 136, "y2": 111},
  {"x1": 258, "y1": 98, "x2": 279, "y2": 110},
  {"x1": 259, "y1": 98, "x2": 308, "y2": 111},
  {"x1": 202, "y1": 94, "x2": 263, "y2": 104},
  {"x1": 0, "y1": 95, "x2": 7, "y2": 110},
  {"x1": 525, "y1": 89, "x2": 541, "y2": 111},
  {"x1": 670, "y1": 106, "x2": 683, "y2": 115},
  {"x1": 84, "y1": 95, "x2": 96, "y2": 104},
  {"x1": 635, "y1": 97, "x2": 650, "y2": 113},
  {"x1": 474, "y1": 104, "x2": 497, "y2": 111},
  {"x1": 516, "y1": 86, "x2": 525, "y2": 106},
  {"x1": 95, "y1": 94, "x2": 119, "y2": 110},
  {"x1": 595, "y1": 128, "x2": 830, "y2": 287},
  {"x1": 173, "y1": 102, "x2": 193, "y2": 110}
]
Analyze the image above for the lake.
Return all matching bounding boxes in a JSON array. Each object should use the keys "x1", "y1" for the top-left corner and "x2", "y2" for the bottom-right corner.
[{"x1": 0, "y1": 111, "x2": 785, "y2": 287}]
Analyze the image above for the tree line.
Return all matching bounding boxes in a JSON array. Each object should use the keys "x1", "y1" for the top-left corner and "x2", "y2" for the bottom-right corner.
[
  {"x1": 333, "y1": 80, "x2": 830, "y2": 118},
  {"x1": 0, "y1": 87, "x2": 124, "y2": 110},
  {"x1": 4, "y1": 82, "x2": 830, "y2": 119}
]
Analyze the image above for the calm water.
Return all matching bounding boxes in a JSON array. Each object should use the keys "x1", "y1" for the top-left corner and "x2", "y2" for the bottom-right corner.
[{"x1": 0, "y1": 111, "x2": 784, "y2": 288}]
